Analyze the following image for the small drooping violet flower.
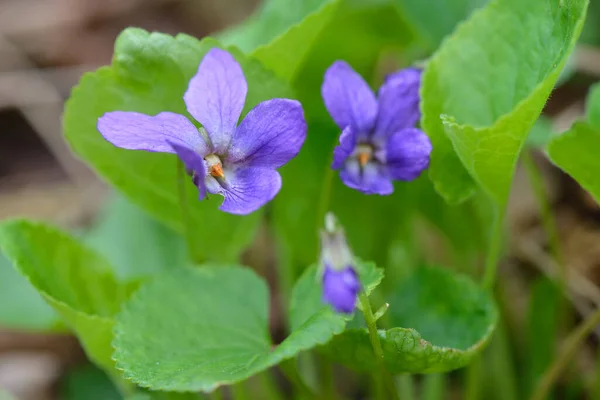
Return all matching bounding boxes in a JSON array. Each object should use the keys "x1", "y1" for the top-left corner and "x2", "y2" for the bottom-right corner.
[
  {"x1": 321, "y1": 61, "x2": 432, "y2": 195},
  {"x1": 319, "y1": 213, "x2": 360, "y2": 314},
  {"x1": 98, "y1": 48, "x2": 307, "y2": 215}
]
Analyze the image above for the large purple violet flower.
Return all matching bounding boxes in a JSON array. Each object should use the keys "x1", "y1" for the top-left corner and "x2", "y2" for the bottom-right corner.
[
  {"x1": 98, "y1": 48, "x2": 307, "y2": 215},
  {"x1": 320, "y1": 213, "x2": 360, "y2": 314},
  {"x1": 321, "y1": 61, "x2": 432, "y2": 195}
]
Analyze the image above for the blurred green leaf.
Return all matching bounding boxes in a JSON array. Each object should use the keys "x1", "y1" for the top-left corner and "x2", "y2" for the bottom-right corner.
[
  {"x1": 422, "y1": 0, "x2": 588, "y2": 205},
  {"x1": 114, "y1": 262, "x2": 382, "y2": 392},
  {"x1": 85, "y1": 195, "x2": 187, "y2": 281},
  {"x1": 586, "y1": 83, "x2": 600, "y2": 129},
  {"x1": 61, "y1": 364, "x2": 121, "y2": 400},
  {"x1": 526, "y1": 117, "x2": 555, "y2": 149},
  {"x1": 396, "y1": 0, "x2": 489, "y2": 49},
  {"x1": 0, "y1": 252, "x2": 63, "y2": 332},
  {"x1": 64, "y1": 28, "x2": 292, "y2": 264},
  {"x1": 0, "y1": 219, "x2": 136, "y2": 374},
  {"x1": 219, "y1": 0, "x2": 331, "y2": 53},
  {"x1": 321, "y1": 266, "x2": 497, "y2": 373}
]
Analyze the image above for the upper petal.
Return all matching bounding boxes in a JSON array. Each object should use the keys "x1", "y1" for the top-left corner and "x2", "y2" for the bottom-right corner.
[
  {"x1": 218, "y1": 167, "x2": 282, "y2": 215},
  {"x1": 339, "y1": 161, "x2": 393, "y2": 195},
  {"x1": 384, "y1": 128, "x2": 432, "y2": 181},
  {"x1": 331, "y1": 125, "x2": 357, "y2": 170},
  {"x1": 373, "y1": 68, "x2": 422, "y2": 141},
  {"x1": 321, "y1": 61, "x2": 377, "y2": 134},
  {"x1": 184, "y1": 48, "x2": 248, "y2": 154},
  {"x1": 226, "y1": 99, "x2": 307, "y2": 169},
  {"x1": 98, "y1": 111, "x2": 207, "y2": 154},
  {"x1": 167, "y1": 141, "x2": 207, "y2": 200}
]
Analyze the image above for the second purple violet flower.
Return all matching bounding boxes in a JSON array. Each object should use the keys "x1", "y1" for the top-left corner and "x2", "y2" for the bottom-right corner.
[{"x1": 321, "y1": 61, "x2": 432, "y2": 195}]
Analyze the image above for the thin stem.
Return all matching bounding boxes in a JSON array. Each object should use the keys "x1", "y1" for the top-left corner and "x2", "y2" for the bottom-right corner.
[
  {"x1": 465, "y1": 355, "x2": 483, "y2": 400},
  {"x1": 316, "y1": 156, "x2": 336, "y2": 231},
  {"x1": 531, "y1": 306, "x2": 600, "y2": 400},
  {"x1": 177, "y1": 160, "x2": 202, "y2": 264},
  {"x1": 482, "y1": 205, "x2": 505, "y2": 290},
  {"x1": 317, "y1": 355, "x2": 336, "y2": 400},
  {"x1": 279, "y1": 359, "x2": 316, "y2": 399},
  {"x1": 359, "y1": 293, "x2": 400, "y2": 400},
  {"x1": 522, "y1": 150, "x2": 563, "y2": 271}
]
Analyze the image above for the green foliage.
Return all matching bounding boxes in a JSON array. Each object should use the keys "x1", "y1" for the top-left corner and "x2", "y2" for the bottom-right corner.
[
  {"x1": 422, "y1": 0, "x2": 588, "y2": 205},
  {"x1": 85, "y1": 195, "x2": 187, "y2": 281},
  {"x1": 397, "y1": 0, "x2": 489, "y2": 49},
  {"x1": 0, "y1": 220, "x2": 135, "y2": 373},
  {"x1": 321, "y1": 266, "x2": 497, "y2": 373},
  {"x1": 549, "y1": 84, "x2": 600, "y2": 204},
  {"x1": 0, "y1": 252, "x2": 63, "y2": 331},
  {"x1": 113, "y1": 262, "x2": 382, "y2": 392},
  {"x1": 64, "y1": 29, "x2": 292, "y2": 264},
  {"x1": 61, "y1": 364, "x2": 121, "y2": 400}
]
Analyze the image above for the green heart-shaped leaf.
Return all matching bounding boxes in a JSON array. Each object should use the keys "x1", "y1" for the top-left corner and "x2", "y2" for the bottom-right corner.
[
  {"x1": 64, "y1": 28, "x2": 293, "y2": 264},
  {"x1": 422, "y1": 0, "x2": 588, "y2": 205},
  {"x1": 113, "y1": 262, "x2": 382, "y2": 392},
  {"x1": 0, "y1": 219, "x2": 136, "y2": 374},
  {"x1": 320, "y1": 266, "x2": 497, "y2": 373}
]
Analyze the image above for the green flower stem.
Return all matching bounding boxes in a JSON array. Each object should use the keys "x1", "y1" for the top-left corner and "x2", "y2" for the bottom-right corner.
[
  {"x1": 482, "y1": 204, "x2": 505, "y2": 290},
  {"x1": 279, "y1": 358, "x2": 316, "y2": 398},
  {"x1": 316, "y1": 152, "x2": 336, "y2": 232},
  {"x1": 531, "y1": 306, "x2": 600, "y2": 400},
  {"x1": 359, "y1": 292, "x2": 400, "y2": 400},
  {"x1": 177, "y1": 160, "x2": 203, "y2": 264}
]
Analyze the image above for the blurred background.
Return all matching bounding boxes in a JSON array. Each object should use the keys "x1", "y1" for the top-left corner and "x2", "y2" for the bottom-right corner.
[{"x1": 2, "y1": 0, "x2": 600, "y2": 399}]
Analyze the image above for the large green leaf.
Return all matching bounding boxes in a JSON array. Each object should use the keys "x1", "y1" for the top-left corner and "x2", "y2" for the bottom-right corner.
[
  {"x1": 422, "y1": 0, "x2": 588, "y2": 205},
  {"x1": 0, "y1": 252, "x2": 62, "y2": 331},
  {"x1": 320, "y1": 266, "x2": 497, "y2": 373},
  {"x1": 85, "y1": 195, "x2": 187, "y2": 281},
  {"x1": 0, "y1": 220, "x2": 135, "y2": 373},
  {"x1": 113, "y1": 262, "x2": 382, "y2": 392},
  {"x1": 64, "y1": 29, "x2": 292, "y2": 263}
]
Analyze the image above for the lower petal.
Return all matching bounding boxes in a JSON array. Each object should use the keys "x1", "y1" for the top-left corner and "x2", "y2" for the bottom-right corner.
[
  {"x1": 339, "y1": 161, "x2": 393, "y2": 195},
  {"x1": 219, "y1": 167, "x2": 282, "y2": 215},
  {"x1": 385, "y1": 128, "x2": 432, "y2": 181},
  {"x1": 331, "y1": 125, "x2": 357, "y2": 170},
  {"x1": 167, "y1": 141, "x2": 207, "y2": 200}
]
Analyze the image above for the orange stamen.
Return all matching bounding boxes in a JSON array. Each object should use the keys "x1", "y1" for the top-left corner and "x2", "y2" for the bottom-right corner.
[
  {"x1": 209, "y1": 163, "x2": 225, "y2": 178},
  {"x1": 357, "y1": 152, "x2": 370, "y2": 167}
]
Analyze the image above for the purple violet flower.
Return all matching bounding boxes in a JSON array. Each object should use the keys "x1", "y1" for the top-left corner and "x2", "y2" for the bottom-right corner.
[
  {"x1": 321, "y1": 61, "x2": 432, "y2": 195},
  {"x1": 320, "y1": 213, "x2": 360, "y2": 314},
  {"x1": 98, "y1": 48, "x2": 307, "y2": 215}
]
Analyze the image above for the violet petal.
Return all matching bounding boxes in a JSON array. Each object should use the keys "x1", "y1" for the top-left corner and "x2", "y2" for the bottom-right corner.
[
  {"x1": 373, "y1": 68, "x2": 422, "y2": 141},
  {"x1": 167, "y1": 140, "x2": 208, "y2": 200},
  {"x1": 321, "y1": 61, "x2": 377, "y2": 135},
  {"x1": 331, "y1": 125, "x2": 356, "y2": 170},
  {"x1": 322, "y1": 265, "x2": 360, "y2": 314},
  {"x1": 226, "y1": 99, "x2": 307, "y2": 168},
  {"x1": 385, "y1": 128, "x2": 432, "y2": 181},
  {"x1": 98, "y1": 111, "x2": 207, "y2": 154},
  {"x1": 184, "y1": 48, "x2": 247, "y2": 154},
  {"x1": 218, "y1": 167, "x2": 282, "y2": 215},
  {"x1": 340, "y1": 161, "x2": 393, "y2": 195}
]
